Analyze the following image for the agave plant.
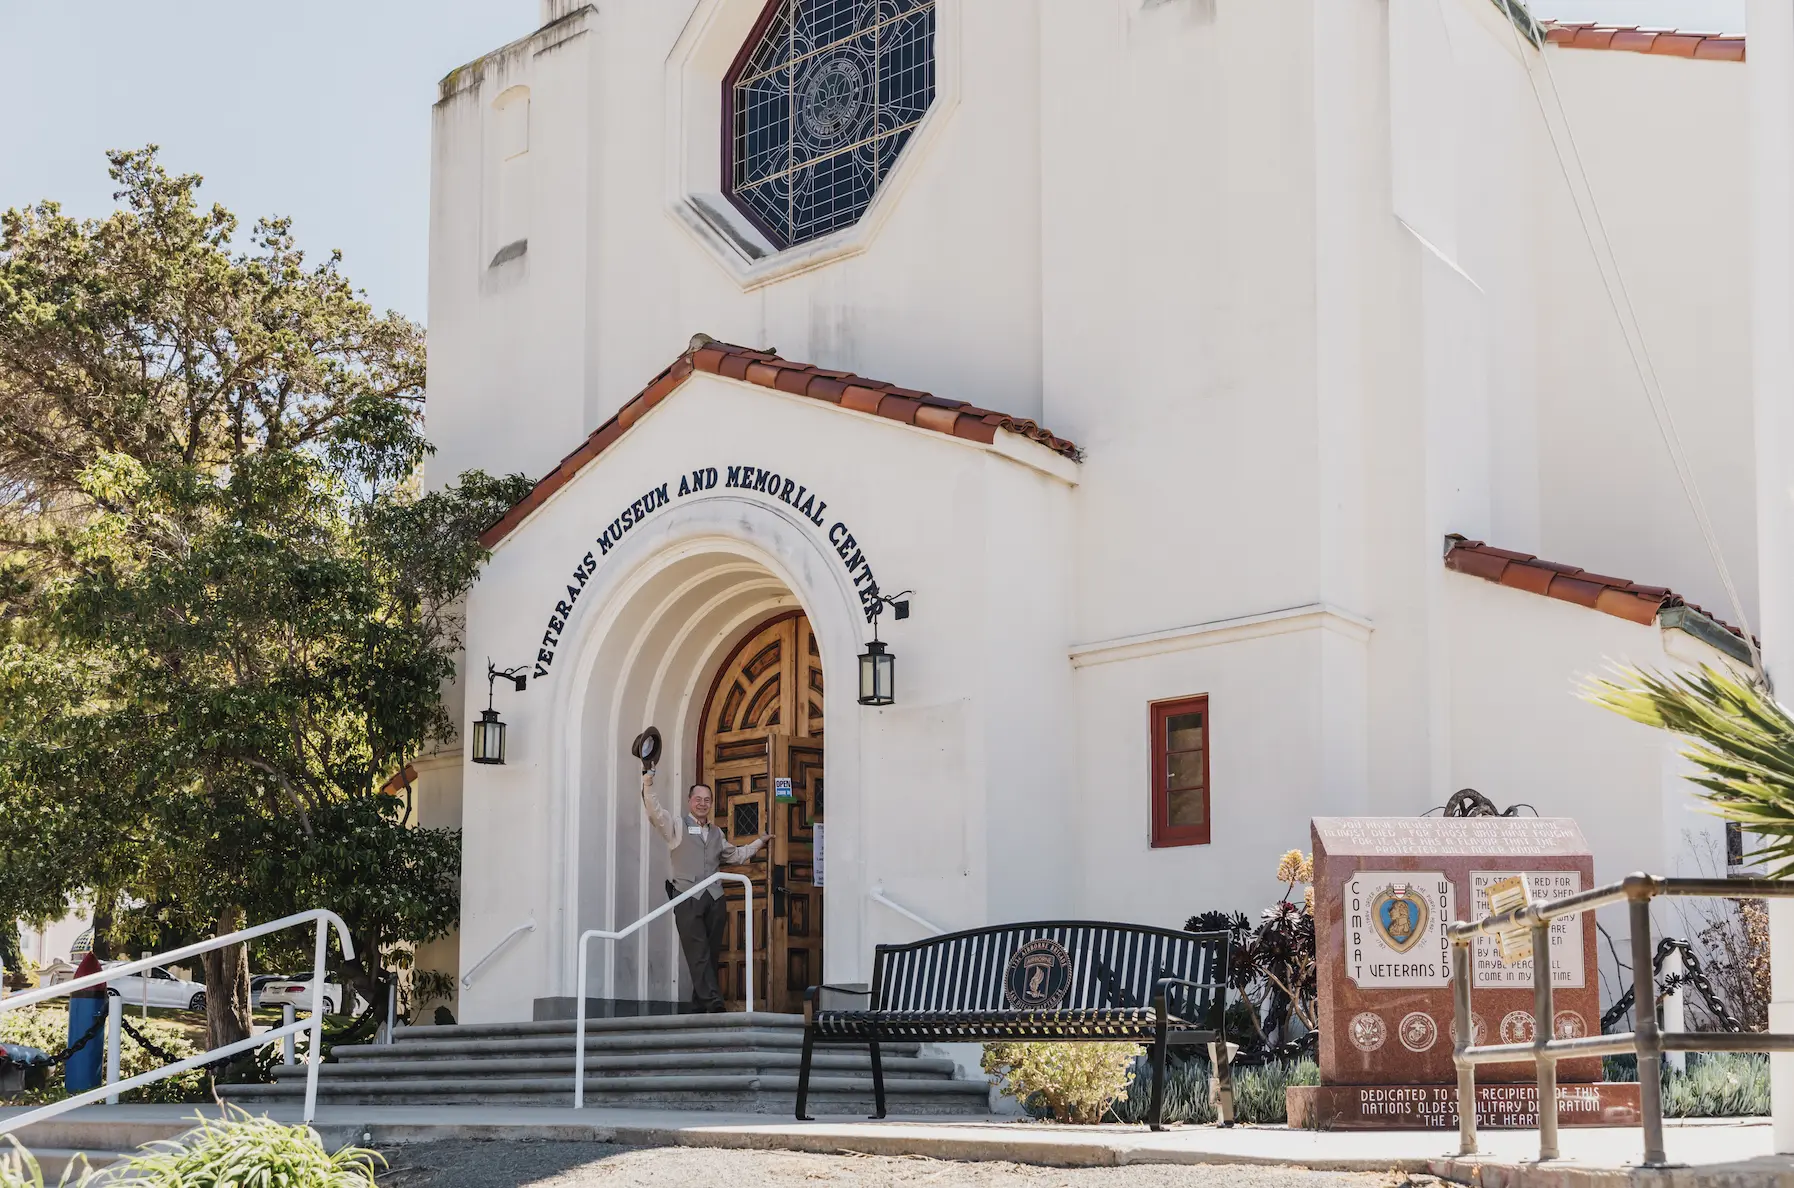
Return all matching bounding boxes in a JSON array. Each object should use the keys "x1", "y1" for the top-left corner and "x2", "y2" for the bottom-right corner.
[{"x1": 1586, "y1": 665, "x2": 1794, "y2": 876}]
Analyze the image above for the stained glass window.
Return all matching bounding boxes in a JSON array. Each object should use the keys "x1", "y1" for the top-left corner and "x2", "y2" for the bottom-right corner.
[{"x1": 726, "y1": 0, "x2": 936, "y2": 249}]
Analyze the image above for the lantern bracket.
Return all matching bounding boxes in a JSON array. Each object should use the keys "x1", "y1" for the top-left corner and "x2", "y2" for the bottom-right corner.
[
  {"x1": 485, "y1": 660, "x2": 527, "y2": 710},
  {"x1": 867, "y1": 590, "x2": 913, "y2": 643}
]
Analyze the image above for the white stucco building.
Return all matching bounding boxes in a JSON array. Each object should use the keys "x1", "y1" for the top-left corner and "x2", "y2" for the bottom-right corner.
[{"x1": 412, "y1": 0, "x2": 1771, "y2": 1026}]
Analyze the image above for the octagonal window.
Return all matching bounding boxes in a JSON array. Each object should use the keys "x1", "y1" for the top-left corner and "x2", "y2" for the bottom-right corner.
[{"x1": 725, "y1": 0, "x2": 936, "y2": 250}]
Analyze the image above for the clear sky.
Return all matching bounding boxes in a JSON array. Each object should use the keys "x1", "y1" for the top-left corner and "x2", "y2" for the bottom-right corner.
[
  {"x1": 0, "y1": 1, "x2": 1747, "y2": 325},
  {"x1": 0, "y1": 2, "x2": 533, "y2": 324}
]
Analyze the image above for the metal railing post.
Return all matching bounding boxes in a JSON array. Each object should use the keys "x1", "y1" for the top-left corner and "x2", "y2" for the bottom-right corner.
[
  {"x1": 574, "y1": 935, "x2": 590, "y2": 1110},
  {"x1": 282, "y1": 1004, "x2": 296, "y2": 1065},
  {"x1": 743, "y1": 876, "x2": 754, "y2": 1014},
  {"x1": 1452, "y1": 938, "x2": 1478, "y2": 1155},
  {"x1": 571, "y1": 872, "x2": 752, "y2": 1109},
  {"x1": 1532, "y1": 917, "x2": 1559, "y2": 1160},
  {"x1": 104, "y1": 993, "x2": 122, "y2": 1104},
  {"x1": 304, "y1": 917, "x2": 328, "y2": 1123},
  {"x1": 1629, "y1": 893, "x2": 1666, "y2": 1166}
]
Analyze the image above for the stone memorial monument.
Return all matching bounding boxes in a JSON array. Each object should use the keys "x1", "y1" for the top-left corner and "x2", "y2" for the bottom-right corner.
[{"x1": 1284, "y1": 816, "x2": 1641, "y2": 1130}]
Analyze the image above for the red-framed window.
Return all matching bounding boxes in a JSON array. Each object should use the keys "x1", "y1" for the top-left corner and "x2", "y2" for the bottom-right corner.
[{"x1": 1150, "y1": 695, "x2": 1210, "y2": 848}]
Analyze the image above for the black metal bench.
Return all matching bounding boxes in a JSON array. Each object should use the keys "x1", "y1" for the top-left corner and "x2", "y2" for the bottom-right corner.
[{"x1": 796, "y1": 920, "x2": 1233, "y2": 1129}]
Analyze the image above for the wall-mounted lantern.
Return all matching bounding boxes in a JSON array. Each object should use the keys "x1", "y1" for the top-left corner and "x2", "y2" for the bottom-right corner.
[
  {"x1": 858, "y1": 591, "x2": 911, "y2": 707},
  {"x1": 471, "y1": 659, "x2": 528, "y2": 765}
]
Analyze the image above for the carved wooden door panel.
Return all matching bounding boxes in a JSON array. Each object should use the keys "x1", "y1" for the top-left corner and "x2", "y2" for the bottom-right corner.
[
  {"x1": 710, "y1": 730, "x2": 771, "y2": 1011},
  {"x1": 700, "y1": 611, "x2": 824, "y2": 1012},
  {"x1": 770, "y1": 734, "x2": 824, "y2": 1014}
]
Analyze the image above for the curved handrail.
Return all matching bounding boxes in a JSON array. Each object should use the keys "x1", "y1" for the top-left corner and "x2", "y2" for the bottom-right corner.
[
  {"x1": 572, "y1": 872, "x2": 751, "y2": 1109},
  {"x1": 0, "y1": 908, "x2": 354, "y2": 1136},
  {"x1": 461, "y1": 917, "x2": 536, "y2": 989},
  {"x1": 869, "y1": 883, "x2": 944, "y2": 935}
]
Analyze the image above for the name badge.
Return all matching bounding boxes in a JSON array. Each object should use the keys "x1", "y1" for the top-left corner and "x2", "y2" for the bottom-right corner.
[{"x1": 688, "y1": 825, "x2": 704, "y2": 836}]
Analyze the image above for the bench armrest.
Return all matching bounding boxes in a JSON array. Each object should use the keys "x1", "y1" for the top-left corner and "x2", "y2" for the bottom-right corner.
[
  {"x1": 802, "y1": 983, "x2": 873, "y2": 1023},
  {"x1": 1153, "y1": 976, "x2": 1227, "y2": 1039},
  {"x1": 803, "y1": 984, "x2": 872, "y2": 1000}
]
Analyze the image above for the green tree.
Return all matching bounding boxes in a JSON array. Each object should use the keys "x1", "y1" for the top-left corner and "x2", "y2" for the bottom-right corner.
[
  {"x1": 1588, "y1": 664, "x2": 1794, "y2": 877},
  {"x1": 0, "y1": 148, "x2": 529, "y2": 1052}
]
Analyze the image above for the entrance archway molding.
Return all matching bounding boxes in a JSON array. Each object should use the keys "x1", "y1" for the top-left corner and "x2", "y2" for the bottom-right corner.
[{"x1": 540, "y1": 493, "x2": 871, "y2": 1005}]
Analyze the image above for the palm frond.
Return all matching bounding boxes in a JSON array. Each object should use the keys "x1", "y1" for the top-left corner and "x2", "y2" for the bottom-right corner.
[{"x1": 1585, "y1": 665, "x2": 1794, "y2": 878}]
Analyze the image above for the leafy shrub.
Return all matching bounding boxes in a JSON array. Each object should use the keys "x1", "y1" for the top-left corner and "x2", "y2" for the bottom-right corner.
[
  {"x1": 982, "y1": 1042, "x2": 1138, "y2": 1123},
  {"x1": 119, "y1": 1109, "x2": 382, "y2": 1187},
  {"x1": 1186, "y1": 849, "x2": 1316, "y2": 1052}
]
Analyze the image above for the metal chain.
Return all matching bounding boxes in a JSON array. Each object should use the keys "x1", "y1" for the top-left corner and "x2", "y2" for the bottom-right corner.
[
  {"x1": 118, "y1": 1017, "x2": 197, "y2": 1067},
  {"x1": 2, "y1": 1007, "x2": 109, "y2": 1069},
  {"x1": 1599, "y1": 937, "x2": 1740, "y2": 1034}
]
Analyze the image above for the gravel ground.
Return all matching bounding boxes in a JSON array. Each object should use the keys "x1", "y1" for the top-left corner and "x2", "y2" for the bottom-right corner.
[{"x1": 373, "y1": 1141, "x2": 1418, "y2": 1188}]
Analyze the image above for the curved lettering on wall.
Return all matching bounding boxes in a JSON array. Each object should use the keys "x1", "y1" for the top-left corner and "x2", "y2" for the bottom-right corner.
[{"x1": 526, "y1": 465, "x2": 884, "y2": 679}]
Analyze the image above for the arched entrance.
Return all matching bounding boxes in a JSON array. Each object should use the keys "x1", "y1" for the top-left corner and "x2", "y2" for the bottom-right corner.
[{"x1": 697, "y1": 611, "x2": 824, "y2": 1013}]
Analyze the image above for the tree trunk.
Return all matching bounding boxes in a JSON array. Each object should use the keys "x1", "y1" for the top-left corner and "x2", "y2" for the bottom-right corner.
[
  {"x1": 200, "y1": 905, "x2": 253, "y2": 1054},
  {"x1": 89, "y1": 895, "x2": 114, "y2": 961}
]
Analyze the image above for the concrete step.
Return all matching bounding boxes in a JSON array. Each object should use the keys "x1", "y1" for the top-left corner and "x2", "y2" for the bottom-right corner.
[
  {"x1": 218, "y1": 1072, "x2": 992, "y2": 1113},
  {"x1": 214, "y1": 1008, "x2": 990, "y2": 1116},
  {"x1": 283, "y1": 1050, "x2": 957, "y2": 1081},
  {"x1": 336, "y1": 1029, "x2": 922, "y2": 1061}
]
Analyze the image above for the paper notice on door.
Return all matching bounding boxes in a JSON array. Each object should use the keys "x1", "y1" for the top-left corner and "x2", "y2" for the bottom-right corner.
[{"x1": 813, "y1": 823, "x2": 824, "y2": 887}]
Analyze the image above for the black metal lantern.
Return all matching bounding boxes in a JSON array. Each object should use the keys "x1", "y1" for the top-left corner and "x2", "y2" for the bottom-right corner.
[
  {"x1": 471, "y1": 708, "x2": 507, "y2": 765},
  {"x1": 471, "y1": 660, "x2": 527, "y2": 765},
  {"x1": 858, "y1": 639, "x2": 894, "y2": 706},
  {"x1": 857, "y1": 591, "x2": 910, "y2": 707}
]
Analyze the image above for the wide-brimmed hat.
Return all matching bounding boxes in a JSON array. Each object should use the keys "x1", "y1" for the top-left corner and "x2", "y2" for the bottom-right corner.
[{"x1": 630, "y1": 727, "x2": 663, "y2": 771}]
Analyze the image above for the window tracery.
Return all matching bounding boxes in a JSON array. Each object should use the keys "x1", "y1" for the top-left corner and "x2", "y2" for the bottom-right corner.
[{"x1": 725, "y1": 0, "x2": 936, "y2": 249}]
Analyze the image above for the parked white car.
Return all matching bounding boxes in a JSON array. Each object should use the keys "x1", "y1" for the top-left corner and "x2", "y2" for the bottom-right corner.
[
  {"x1": 256, "y1": 973, "x2": 363, "y2": 1017},
  {"x1": 104, "y1": 964, "x2": 207, "y2": 1013}
]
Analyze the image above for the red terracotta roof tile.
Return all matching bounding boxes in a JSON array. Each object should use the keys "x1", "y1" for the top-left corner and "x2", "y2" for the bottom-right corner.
[
  {"x1": 805, "y1": 375, "x2": 849, "y2": 403},
  {"x1": 1544, "y1": 22, "x2": 1744, "y2": 61},
  {"x1": 1596, "y1": 588, "x2": 1662, "y2": 626},
  {"x1": 841, "y1": 385, "x2": 886, "y2": 415},
  {"x1": 876, "y1": 394, "x2": 922, "y2": 424},
  {"x1": 1444, "y1": 535, "x2": 1751, "y2": 645},
  {"x1": 479, "y1": 335, "x2": 1081, "y2": 548}
]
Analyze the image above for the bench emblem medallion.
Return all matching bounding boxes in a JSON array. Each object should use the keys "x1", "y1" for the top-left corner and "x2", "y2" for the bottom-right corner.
[{"x1": 1003, "y1": 938, "x2": 1073, "y2": 1010}]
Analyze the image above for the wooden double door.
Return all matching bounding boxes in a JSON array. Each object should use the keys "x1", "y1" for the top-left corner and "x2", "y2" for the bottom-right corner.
[{"x1": 698, "y1": 612, "x2": 824, "y2": 1014}]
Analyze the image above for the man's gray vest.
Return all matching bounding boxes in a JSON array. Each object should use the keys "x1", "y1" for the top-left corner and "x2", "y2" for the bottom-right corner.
[{"x1": 669, "y1": 812, "x2": 729, "y2": 899}]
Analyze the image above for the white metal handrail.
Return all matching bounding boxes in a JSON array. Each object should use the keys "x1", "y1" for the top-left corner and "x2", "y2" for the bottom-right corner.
[
  {"x1": 461, "y1": 916, "x2": 536, "y2": 988},
  {"x1": 869, "y1": 883, "x2": 943, "y2": 935},
  {"x1": 0, "y1": 908, "x2": 354, "y2": 1136},
  {"x1": 573, "y1": 872, "x2": 751, "y2": 1109}
]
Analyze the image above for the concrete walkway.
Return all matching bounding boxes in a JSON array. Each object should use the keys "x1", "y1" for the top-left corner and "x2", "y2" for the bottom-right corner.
[{"x1": 2, "y1": 1104, "x2": 1788, "y2": 1187}]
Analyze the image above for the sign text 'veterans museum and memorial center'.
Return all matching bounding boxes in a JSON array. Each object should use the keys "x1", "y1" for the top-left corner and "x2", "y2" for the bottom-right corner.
[{"x1": 1285, "y1": 817, "x2": 1640, "y2": 1130}]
